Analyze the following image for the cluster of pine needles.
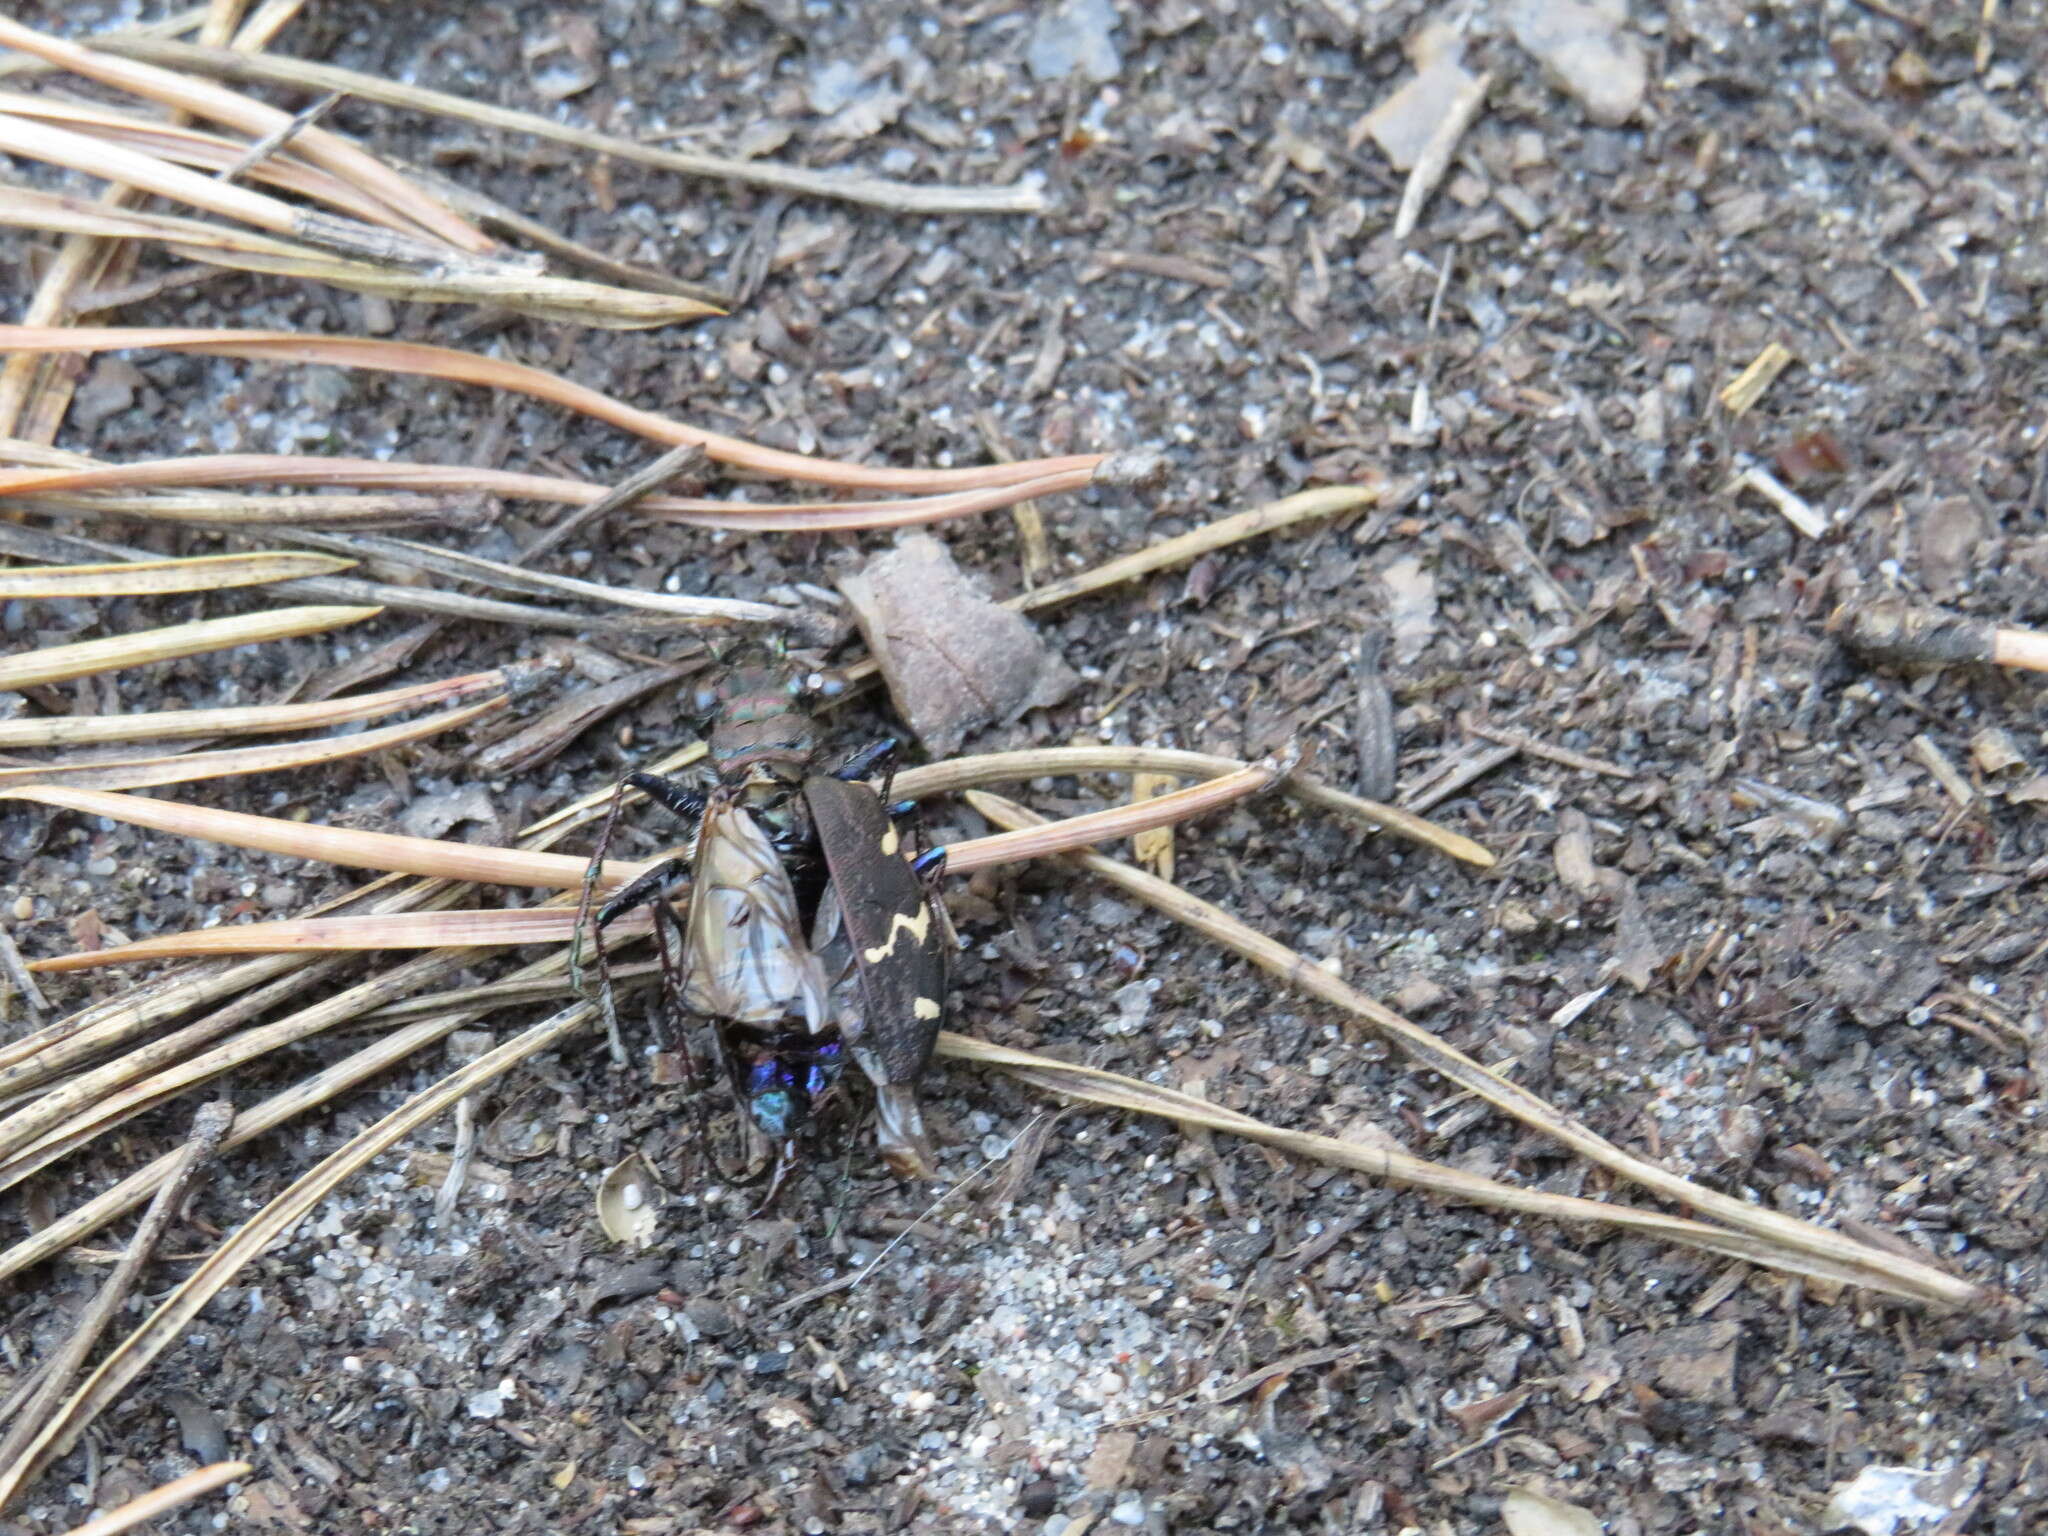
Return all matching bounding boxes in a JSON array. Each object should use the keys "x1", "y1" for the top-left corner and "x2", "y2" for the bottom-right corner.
[{"x1": 0, "y1": 5, "x2": 1995, "y2": 1531}]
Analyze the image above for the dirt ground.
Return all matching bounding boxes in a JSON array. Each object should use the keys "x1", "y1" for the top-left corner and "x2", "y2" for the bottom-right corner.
[{"x1": 5, "y1": 1, "x2": 2048, "y2": 1531}]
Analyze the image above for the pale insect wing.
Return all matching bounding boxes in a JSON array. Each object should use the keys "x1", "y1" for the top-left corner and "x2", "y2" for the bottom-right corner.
[{"x1": 683, "y1": 797, "x2": 827, "y2": 1029}]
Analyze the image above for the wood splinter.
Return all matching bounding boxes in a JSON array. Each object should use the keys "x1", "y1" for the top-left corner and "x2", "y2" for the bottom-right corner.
[{"x1": 1829, "y1": 594, "x2": 2048, "y2": 675}]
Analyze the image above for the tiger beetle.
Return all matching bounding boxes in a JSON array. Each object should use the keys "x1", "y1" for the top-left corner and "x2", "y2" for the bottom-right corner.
[{"x1": 574, "y1": 662, "x2": 951, "y2": 1205}]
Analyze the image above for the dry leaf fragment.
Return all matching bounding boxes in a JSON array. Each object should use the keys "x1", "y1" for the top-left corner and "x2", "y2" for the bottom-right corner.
[
  {"x1": 838, "y1": 533, "x2": 1077, "y2": 756},
  {"x1": 1552, "y1": 809, "x2": 1602, "y2": 898},
  {"x1": 1970, "y1": 726, "x2": 2025, "y2": 776},
  {"x1": 1380, "y1": 556, "x2": 1437, "y2": 665}
]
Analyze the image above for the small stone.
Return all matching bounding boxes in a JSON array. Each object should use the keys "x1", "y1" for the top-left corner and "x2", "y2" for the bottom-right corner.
[
  {"x1": 1027, "y1": 0, "x2": 1121, "y2": 83},
  {"x1": 1018, "y1": 1479, "x2": 1059, "y2": 1519}
]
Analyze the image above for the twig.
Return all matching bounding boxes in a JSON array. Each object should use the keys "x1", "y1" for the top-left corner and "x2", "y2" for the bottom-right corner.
[
  {"x1": 519, "y1": 442, "x2": 704, "y2": 566},
  {"x1": 213, "y1": 88, "x2": 341, "y2": 185},
  {"x1": 0, "y1": 1101, "x2": 231, "y2": 1504},
  {"x1": 1393, "y1": 71, "x2": 1491, "y2": 240},
  {"x1": 1402, "y1": 742, "x2": 1519, "y2": 814},
  {"x1": 1831, "y1": 594, "x2": 2048, "y2": 676},
  {"x1": 1464, "y1": 722, "x2": 1633, "y2": 780},
  {"x1": 0, "y1": 925, "x2": 48, "y2": 1018}
]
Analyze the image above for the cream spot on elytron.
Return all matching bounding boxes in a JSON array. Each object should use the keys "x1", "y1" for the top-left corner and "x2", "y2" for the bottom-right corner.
[
  {"x1": 863, "y1": 903, "x2": 932, "y2": 962},
  {"x1": 881, "y1": 823, "x2": 900, "y2": 856},
  {"x1": 913, "y1": 996, "x2": 941, "y2": 1020}
]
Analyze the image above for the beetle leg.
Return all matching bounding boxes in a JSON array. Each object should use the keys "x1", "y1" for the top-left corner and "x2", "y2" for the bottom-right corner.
[
  {"x1": 595, "y1": 857, "x2": 690, "y2": 931},
  {"x1": 646, "y1": 897, "x2": 702, "y2": 1083},
  {"x1": 570, "y1": 775, "x2": 635, "y2": 1001},
  {"x1": 624, "y1": 771, "x2": 708, "y2": 829},
  {"x1": 749, "y1": 1139, "x2": 800, "y2": 1216},
  {"x1": 910, "y1": 846, "x2": 949, "y2": 885},
  {"x1": 828, "y1": 736, "x2": 898, "y2": 791}
]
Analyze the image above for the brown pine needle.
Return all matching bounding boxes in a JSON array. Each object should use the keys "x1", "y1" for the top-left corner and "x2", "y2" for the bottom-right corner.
[
  {"x1": 79, "y1": 35, "x2": 1047, "y2": 218},
  {"x1": 50, "y1": 1462, "x2": 251, "y2": 1536},
  {"x1": 0, "y1": 327, "x2": 1104, "y2": 494},
  {"x1": 0, "y1": 664, "x2": 518, "y2": 748},
  {"x1": 0, "y1": 16, "x2": 488, "y2": 253},
  {"x1": 0, "y1": 549, "x2": 350, "y2": 598},
  {"x1": 0, "y1": 449, "x2": 1095, "y2": 535},
  {"x1": 897, "y1": 744, "x2": 1493, "y2": 868},
  {"x1": 0, "y1": 694, "x2": 504, "y2": 793},
  {"x1": 0, "y1": 94, "x2": 399, "y2": 222},
  {"x1": 935, "y1": 1035, "x2": 1974, "y2": 1306},
  {"x1": 963, "y1": 792, "x2": 1982, "y2": 1311},
  {"x1": 0, "y1": 603, "x2": 379, "y2": 691},
  {"x1": 21, "y1": 755, "x2": 1293, "y2": 970},
  {"x1": 939, "y1": 748, "x2": 1297, "y2": 874},
  {"x1": 1, "y1": 784, "x2": 627, "y2": 894},
  {"x1": 30, "y1": 907, "x2": 655, "y2": 972}
]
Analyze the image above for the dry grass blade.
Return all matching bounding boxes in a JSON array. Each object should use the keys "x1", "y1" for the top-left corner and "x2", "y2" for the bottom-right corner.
[
  {"x1": 0, "y1": 327, "x2": 1103, "y2": 493},
  {"x1": 50, "y1": 1462, "x2": 251, "y2": 1536},
  {"x1": 1, "y1": 785, "x2": 633, "y2": 892},
  {"x1": 79, "y1": 35, "x2": 1046, "y2": 217},
  {"x1": 0, "y1": 665, "x2": 516, "y2": 748},
  {"x1": 0, "y1": 549, "x2": 349, "y2": 597},
  {"x1": 897, "y1": 745, "x2": 1494, "y2": 868},
  {"x1": 962, "y1": 792, "x2": 1984, "y2": 1310},
  {"x1": 0, "y1": 16, "x2": 488, "y2": 252},
  {"x1": 0, "y1": 602, "x2": 378, "y2": 690},
  {"x1": 0, "y1": 694, "x2": 504, "y2": 792},
  {"x1": 0, "y1": 999, "x2": 595, "y2": 1483},
  {"x1": 0, "y1": 947, "x2": 479, "y2": 1190},
  {"x1": 30, "y1": 906, "x2": 654, "y2": 973},
  {"x1": 0, "y1": 924, "x2": 596, "y2": 1283},
  {"x1": 933, "y1": 1035, "x2": 1963, "y2": 1304},
  {"x1": 0, "y1": 957, "x2": 360, "y2": 1174}
]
